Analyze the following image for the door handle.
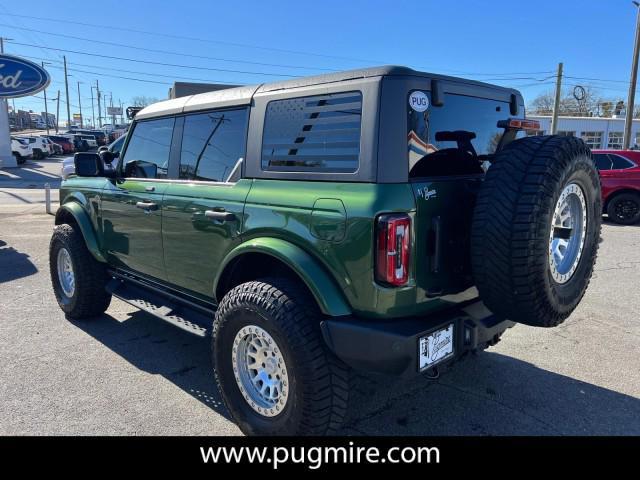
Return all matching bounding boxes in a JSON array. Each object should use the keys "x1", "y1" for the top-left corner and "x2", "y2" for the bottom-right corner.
[
  {"x1": 205, "y1": 209, "x2": 236, "y2": 222},
  {"x1": 136, "y1": 201, "x2": 158, "y2": 211}
]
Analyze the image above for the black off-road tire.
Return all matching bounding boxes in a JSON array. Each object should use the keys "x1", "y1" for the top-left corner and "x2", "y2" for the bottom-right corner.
[
  {"x1": 212, "y1": 277, "x2": 350, "y2": 435},
  {"x1": 471, "y1": 135, "x2": 601, "y2": 328},
  {"x1": 606, "y1": 192, "x2": 640, "y2": 225},
  {"x1": 49, "y1": 223, "x2": 111, "y2": 319}
]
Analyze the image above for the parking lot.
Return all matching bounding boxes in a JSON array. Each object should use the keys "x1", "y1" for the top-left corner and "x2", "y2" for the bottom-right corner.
[{"x1": 0, "y1": 157, "x2": 639, "y2": 435}]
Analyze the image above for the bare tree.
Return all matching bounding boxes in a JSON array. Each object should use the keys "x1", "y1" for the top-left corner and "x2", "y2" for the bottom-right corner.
[
  {"x1": 528, "y1": 85, "x2": 616, "y2": 117},
  {"x1": 131, "y1": 96, "x2": 160, "y2": 108}
]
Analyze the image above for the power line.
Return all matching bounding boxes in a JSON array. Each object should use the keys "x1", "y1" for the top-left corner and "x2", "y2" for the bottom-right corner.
[
  {"x1": 15, "y1": 53, "x2": 241, "y2": 84},
  {"x1": 46, "y1": 64, "x2": 171, "y2": 85},
  {"x1": 7, "y1": 41, "x2": 299, "y2": 77},
  {"x1": 0, "y1": 11, "x2": 563, "y2": 78},
  {"x1": 0, "y1": 11, "x2": 385, "y2": 65},
  {"x1": 0, "y1": 23, "x2": 337, "y2": 72},
  {"x1": 9, "y1": 40, "x2": 561, "y2": 86}
]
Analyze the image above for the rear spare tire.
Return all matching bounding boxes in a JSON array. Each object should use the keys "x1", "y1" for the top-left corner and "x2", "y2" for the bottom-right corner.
[{"x1": 471, "y1": 135, "x2": 601, "y2": 327}]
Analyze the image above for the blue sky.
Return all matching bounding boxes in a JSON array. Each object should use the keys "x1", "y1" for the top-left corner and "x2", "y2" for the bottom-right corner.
[{"x1": 1, "y1": 0, "x2": 638, "y2": 124}]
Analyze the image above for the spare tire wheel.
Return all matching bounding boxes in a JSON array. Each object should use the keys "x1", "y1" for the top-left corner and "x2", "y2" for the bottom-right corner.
[{"x1": 471, "y1": 135, "x2": 601, "y2": 327}]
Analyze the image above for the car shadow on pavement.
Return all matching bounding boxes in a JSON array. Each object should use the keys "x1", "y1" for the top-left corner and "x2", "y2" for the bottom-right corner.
[
  {"x1": 70, "y1": 309, "x2": 640, "y2": 436},
  {"x1": 341, "y1": 351, "x2": 640, "y2": 435},
  {"x1": 0, "y1": 240, "x2": 38, "y2": 283},
  {"x1": 0, "y1": 159, "x2": 62, "y2": 189},
  {"x1": 72, "y1": 309, "x2": 233, "y2": 423}
]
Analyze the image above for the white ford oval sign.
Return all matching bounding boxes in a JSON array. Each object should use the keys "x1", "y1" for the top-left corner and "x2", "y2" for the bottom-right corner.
[
  {"x1": 409, "y1": 91, "x2": 429, "y2": 112},
  {"x1": 0, "y1": 54, "x2": 51, "y2": 99}
]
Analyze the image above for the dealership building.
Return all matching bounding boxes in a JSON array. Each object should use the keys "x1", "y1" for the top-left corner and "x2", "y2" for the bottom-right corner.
[{"x1": 528, "y1": 115, "x2": 640, "y2": 150}]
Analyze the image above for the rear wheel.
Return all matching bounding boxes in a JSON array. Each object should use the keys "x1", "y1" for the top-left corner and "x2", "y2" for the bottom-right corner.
[
  {"x1": 472, "y1": 135, "x2": 601, "y2": 327},
  {"x1": 212, "y1": 278, "x2": 350, "y2": 435},
  {"x1": 607, "y1": 192, "x2": 640, "y2": 225}
]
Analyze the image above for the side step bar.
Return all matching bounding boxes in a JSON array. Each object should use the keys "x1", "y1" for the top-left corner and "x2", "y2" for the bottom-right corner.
[{"x1": 106, "y1": 277, "x2": 213, "y2": 337}]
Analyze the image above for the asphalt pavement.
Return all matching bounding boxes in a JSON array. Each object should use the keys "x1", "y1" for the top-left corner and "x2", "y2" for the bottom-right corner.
[{"x1": 0, "y1": 157, "x2": 638, "y2": 435}]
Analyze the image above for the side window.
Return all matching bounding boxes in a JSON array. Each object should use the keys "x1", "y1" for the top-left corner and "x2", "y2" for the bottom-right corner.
[
  {"x1": 593, "y1": 153, "x2": 612, "y2": 171},
  {"x1": 122, "y1": 117, "x2": 175, "y2": 179},
  {"x1": 179, "y1": 109, "x2": 247, "y2": 183},
  {"x1": 261, "y1": 91, "x2": 362, "y2": 173},
  {"x1": 610, "y1": 154, "x2": 633, "y2": 169}
]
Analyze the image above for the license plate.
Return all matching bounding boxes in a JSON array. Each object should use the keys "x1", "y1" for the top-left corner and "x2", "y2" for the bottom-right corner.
[{"x1": 419, "y1": 324, "x2": 454, "y2": 371}]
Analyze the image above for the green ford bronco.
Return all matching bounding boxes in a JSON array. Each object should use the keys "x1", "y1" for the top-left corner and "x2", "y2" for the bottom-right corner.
[{"x1": 50, "y1": 66, "x2": 601, "y2": 435}]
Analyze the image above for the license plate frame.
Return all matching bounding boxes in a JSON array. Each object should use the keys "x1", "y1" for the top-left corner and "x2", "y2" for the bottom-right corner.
[{"x1": 418, "y1": 323, "x2": 455, "y2": 371}]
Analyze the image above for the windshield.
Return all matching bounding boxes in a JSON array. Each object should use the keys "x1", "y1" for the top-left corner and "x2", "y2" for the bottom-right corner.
[{"x1": 408, "y1": 92, "x2": 514, "y2": 176}]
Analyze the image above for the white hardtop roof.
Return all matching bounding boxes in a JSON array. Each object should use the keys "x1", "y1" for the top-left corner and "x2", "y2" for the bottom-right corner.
[
  {"x1": 135, "y1": 65, "x2": 520, "y2": 121},
  {"x1": 135, "y1": 84, "x2": 260, "y2": 120}
]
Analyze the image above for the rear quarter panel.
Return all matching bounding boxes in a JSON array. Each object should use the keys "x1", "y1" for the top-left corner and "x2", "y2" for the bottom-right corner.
[
  {"x1": 601, "y1": 168, "x2": 640, "y2": 205},
  {"x1": 243, "y1": 179, "x2": 464, "y2": 318}
]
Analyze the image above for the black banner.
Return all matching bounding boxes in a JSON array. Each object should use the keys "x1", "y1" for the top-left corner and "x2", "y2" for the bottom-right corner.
[{"x1": 0, "y1": 436, "x2": 637, "y2": 472}]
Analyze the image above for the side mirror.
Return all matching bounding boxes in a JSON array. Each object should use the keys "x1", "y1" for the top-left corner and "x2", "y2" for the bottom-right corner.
[
  {"x1": 124, "y1": 160, "x2": 157, "y2": 178},
  {"x1": 74, "y1": 152, "x2": 104, "y2": 177},
  {"x1": 99, "y1": 150, "x2": 117, "y2": 165}
]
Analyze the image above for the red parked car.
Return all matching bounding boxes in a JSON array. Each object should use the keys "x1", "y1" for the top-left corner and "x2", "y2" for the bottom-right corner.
[
  {"x1": 46, "y1": 135, "x2": 75, "y2": 155},
  {"x1": 592, "y1": 150, "x2": 640, "y2": 224}
]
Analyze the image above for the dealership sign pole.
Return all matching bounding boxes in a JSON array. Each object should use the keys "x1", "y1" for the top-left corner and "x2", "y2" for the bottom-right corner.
[{"x1": 0, "y1": 53, "x2": 51, "y2": 168}]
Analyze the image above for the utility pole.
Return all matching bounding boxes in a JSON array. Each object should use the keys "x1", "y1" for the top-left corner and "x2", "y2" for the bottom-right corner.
[
  {"x1": 77, "y1": 81, "x2": 83, "y2": 128},
  {"x1": 63, "y1": 56, "x2": 71, "y2": 128},
  {"x1": 42, "y1": 62, "x2": 50, "y2": 135},
  {"x1": 96, "y1": 80, "x2": 102, "y2": 127},
  {"x1": 625, "y1": 2, "x2": 640, "y2": 149},
  {"x1": 550, "y1": 62, "x2": 563, "y2": 135},
  {"x1": 55, "y1": 90, "x2": 60, "y2": 133},
  {"x1": 110, "y1": 93, "x2": 115, "y2": 126},
  {"x1": 90, "y1": 86, "x2": 96, "y2": 129}
]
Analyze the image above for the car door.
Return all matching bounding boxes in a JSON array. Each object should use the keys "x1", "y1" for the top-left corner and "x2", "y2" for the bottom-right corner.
[
  {"x1": 100, "y1": 116, "x2": 176, "y2": 281},
  {"x1": 162, "y1": 108, "x2": 251, "y2": 298}
]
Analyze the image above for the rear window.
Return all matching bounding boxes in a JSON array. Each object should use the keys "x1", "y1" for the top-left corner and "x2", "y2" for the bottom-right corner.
[
  {"x1": 261, "y1": 91, "x2": 362, "y2": 173},
  {"x1": 610, "y1": 154, "x2": 634, "y2": 169},
  {"x1": 408, "y1": 92, "x2": 514, "y2": 175}
]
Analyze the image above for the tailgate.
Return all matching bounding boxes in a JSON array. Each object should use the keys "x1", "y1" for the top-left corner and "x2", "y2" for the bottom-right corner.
[{"x1": 411, "y1": 176, "x2": 482, "y2": 297}]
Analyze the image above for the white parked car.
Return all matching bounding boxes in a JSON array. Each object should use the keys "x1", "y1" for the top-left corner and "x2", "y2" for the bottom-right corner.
[
  {"x1": 19, "y1": 136, "x2": 51, "y2": 159},
  {"x1": 40, "y1": 137, "x2": 57, "y2": 156},
  {"x1": 11, "y1": 137, "x2": 33, "y2": 165},
  {"x1": 78, "y1": 135, "x2": 98, "y2": 148}
]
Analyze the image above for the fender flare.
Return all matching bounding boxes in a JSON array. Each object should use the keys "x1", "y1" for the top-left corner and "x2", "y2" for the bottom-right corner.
[
  {"x1": 215, "y1": 238, "x2": 352, "y2": 317},
  {"x1": 56, "y1": 201, "x2": 106, "y2": 263}
]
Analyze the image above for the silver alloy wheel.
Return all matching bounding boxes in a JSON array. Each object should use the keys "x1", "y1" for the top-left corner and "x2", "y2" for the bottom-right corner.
[
  {"x1": 56, "y1": 247, "x2": 75, "y2": 298},
  {"x1": 548, "y1": 183, "x2": 588, "y2": 284},
  {"x1": 232, "y1": 325, "x2": 289, "y2": 417}
]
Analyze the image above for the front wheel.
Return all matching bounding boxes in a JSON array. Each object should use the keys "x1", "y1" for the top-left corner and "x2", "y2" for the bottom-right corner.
[
  {"x1": 607, "y1": 192, "x2": 640, "y2": 225},
  {"x1": 212, "y1": 278, "x2": 350, "y2": 435},
  {"x1": 49, "y1": 224, "x2": 112, "y2": 319}
]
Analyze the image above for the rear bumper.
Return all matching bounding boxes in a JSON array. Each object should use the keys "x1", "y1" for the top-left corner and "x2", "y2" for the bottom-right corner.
[{"x1": 320, "y1": 300, "x2": 514, "y2": 377}]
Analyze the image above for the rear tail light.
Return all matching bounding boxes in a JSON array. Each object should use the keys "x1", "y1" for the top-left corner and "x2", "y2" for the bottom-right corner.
[{"x1": 375, "y1": 213, "x2": 411, "y2": 286}]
